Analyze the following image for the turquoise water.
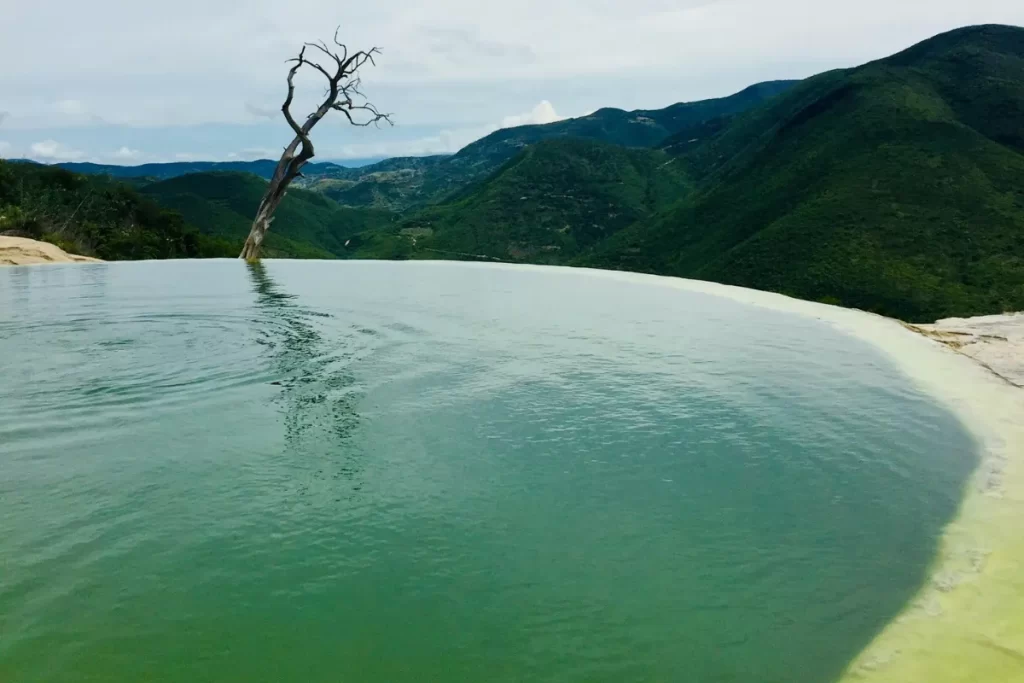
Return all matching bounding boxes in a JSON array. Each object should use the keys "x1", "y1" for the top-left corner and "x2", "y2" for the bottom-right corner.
[{"x1": 0, "y1": 260, "x2": 977, "y2": 683}]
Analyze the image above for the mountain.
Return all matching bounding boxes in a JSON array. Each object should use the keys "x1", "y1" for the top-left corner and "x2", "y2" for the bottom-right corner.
[
  {"x1": 307, "y1": 156, "x2": 452, "y2": 211},
  {"x1": 0, "y1": 160, "x2": 233, "y2": 259},
  {"x1": 583, "y1": 24, "x2": 1024, "y2": 321},
  {"x1": 316, "y1": 81, "x2": 796, "y2": 212},
  {"x1": 448, "y1": 81, "x2": 798, "y2": 174},
  {"x1": 363, "y1": 24, "x2": 1023, "y2": 322},
  {"x1": 141, "y1": 172, "x2": 394, "y2": 258},
  {"x1": 351, "y1": 138, "x2": 691, "y2": 261},
  {"x1": 40, "y1": 82, "x2": 793, "y2": 215},
  {"x1": 56, "y1": 159, "x2": 347, "y2": 181}
]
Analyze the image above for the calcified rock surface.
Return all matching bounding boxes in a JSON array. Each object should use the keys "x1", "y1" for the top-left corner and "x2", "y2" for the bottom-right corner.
[
  {"x1": 0, "y1": 236, "x2": 101, "y2": 266},
  {"x1": 908, "y1": 314, "x2": 1024, "y2": 389}
]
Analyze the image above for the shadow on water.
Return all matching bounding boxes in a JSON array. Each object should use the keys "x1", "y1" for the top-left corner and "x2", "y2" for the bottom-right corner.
[{"x1": 247, "y1": 261, "x2": 366, "y2": 495}]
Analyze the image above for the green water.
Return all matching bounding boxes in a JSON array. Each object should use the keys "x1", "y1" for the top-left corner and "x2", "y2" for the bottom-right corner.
[{"x1": 0, "y1": 260, "x2": 977, "y2": 683}]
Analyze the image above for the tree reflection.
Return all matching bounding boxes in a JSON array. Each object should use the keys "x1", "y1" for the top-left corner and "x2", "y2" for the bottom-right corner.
[{"x1": 247, "y1": 261, "x2": 364, "y2": 495}]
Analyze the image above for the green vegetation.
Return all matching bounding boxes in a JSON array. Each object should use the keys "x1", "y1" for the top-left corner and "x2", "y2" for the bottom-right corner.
[
  {"x1": 0, "y1": 163, "x2": 393, "y2": 261},
  {"x1": 326, "y1": 81, "x2": 793, "y2": 212},
  {"x1": 0, "y1": 160, "x2": 233, "y2": 259},
  {"x1": 141, "y1": 172, "x2": 394, "y2": 258},
  {"x1": 449, "y1": 81, "x2": 798, "y2": 170},
  {"x1": 353, "y1": 139, "x2": 691, "y2": 263},
  {"x1": 309, "y1": 156, "x2": 453, "y2": 212},
  {"x1": 58, "y1": 82, "x2": 793, "y2": 214}
]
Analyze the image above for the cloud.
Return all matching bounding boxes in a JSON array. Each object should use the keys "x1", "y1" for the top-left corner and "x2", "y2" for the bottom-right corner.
[
  {"x1": 422, "y1": 26, "x2": 535, "y2": 63},
  {"x1": 241, "y1": 147, "x2": 278, "y2": 159},
  {"x1": 227, "y1": 147, "x2": 279, "y2": 160},
  {"x1": 3, "y1": 0, "x2": 1024, "y2": 159},
  {"x1": 112, "y1": 146, "x2": 142, "y2": 160},
  {"x1": 500, "y1": 100, "x2": 565, "y2": 129},
  {"x1": 322, "y1": 101, "x2": 569, "y2": 159},
  {"x1": 327, "y1": 128, "x2": 479, "y2": 159},
  {"x1": 55, "y1": 99, "x2": 88, "y2": 116},
  {"x1": 29, "y1": 140, "x2": 85, "y2": 161},
  {"x1": 245, "y1": 102, "x2": 278, "y2": 119},
  {"x1": 6, "y1": 0, "x2": 1023, "y2": 133},
  {"x1": 0, "y1": 111, "x2": 8, "y2": 127},
  {"x1": 0, "y1": 141, "x2": 10, "y2": 157}
]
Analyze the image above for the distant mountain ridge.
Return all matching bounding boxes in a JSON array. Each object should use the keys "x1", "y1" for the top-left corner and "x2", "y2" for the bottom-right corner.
[
  {"x1": 450, "y1": 81, "x2": 798, "y2": 169},
  {"x1": 55, "y1": 159, "x2": 347, "y2": 181},
  {"x1": 50, "y1": 81, "x2": 797, "y2": 211}
]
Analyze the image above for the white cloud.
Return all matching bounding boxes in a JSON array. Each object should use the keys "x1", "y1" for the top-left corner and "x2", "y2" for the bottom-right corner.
[
  {"x1": 174, "y1": 152, "x2": 198, "y2": 161},
  {"x1": 240, "y1": 147, "x2": 278, "y2": 159},
  {"x1": 0, "y1": 141, "x2": 10, "y2": 157},
  {"x1": 330, "y1": 132, "x2": 469, "y2": 159},
  {"x1": 244, "y1": 100, "x2": 280, "y2": 118},
  {"x1": 500, "y1": 100, "x2": 565, "y2": 129},
  {"x1": 29, "y1": 139, "x2": 85, "y2": 161},
  {"x1": 55, "y1": 99, "x2": 88, "y2": 116},
  {"x1": 245, "y1": 102, "x2": 278, "y2": 119},
  {"x1": 112, "y1": 146, "x2": 141, "y2": 160},
  {"x1": 0, "y1": 111, "x2": 8, "y2": 127},
  {"x1": 211, "y1": 147, "x2": 278, "y2": 160},
  {"x1": 323, "y1": 101, "x2": 569, "y2": 158}
]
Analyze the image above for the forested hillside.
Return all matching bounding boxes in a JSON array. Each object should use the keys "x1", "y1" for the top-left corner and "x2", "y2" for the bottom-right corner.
[
  {"x1": 142, "y1": 172, "x2": 394, "y2": 258},
  {"x1": 0, "y1": 161, "x2": 233, "y2": 260}
]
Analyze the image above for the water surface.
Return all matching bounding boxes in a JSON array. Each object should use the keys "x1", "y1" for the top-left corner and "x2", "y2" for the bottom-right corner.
[{"x1": 0, "y1": 260, "x2": 977, "y2": 682}]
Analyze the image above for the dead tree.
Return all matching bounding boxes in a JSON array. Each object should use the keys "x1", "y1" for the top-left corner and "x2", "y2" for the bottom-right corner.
[{"x1": 240, "y1": 30, "x2": 391, "y2": 261}]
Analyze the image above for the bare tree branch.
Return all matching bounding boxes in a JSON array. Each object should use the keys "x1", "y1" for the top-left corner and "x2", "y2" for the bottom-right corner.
[
  {"x1": 240, "y1": 29, "x2": 393, "y2": 261},
  {"x1": 281, "y1": 47, "x2": 309, "y2": 144}
]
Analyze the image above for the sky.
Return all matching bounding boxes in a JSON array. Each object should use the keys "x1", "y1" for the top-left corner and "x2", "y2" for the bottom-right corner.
[{"x1": 1, "y1": 0, "x2": 1023, "y2": 165}]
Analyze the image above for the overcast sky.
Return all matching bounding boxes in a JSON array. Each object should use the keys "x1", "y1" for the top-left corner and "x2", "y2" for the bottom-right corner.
[{"x1": 1, "y1": 0, "x2": 1022, "y2": 164}]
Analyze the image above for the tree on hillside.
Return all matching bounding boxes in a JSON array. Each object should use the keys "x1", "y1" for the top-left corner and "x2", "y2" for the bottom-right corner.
[{"x1": 240, "y1": 30, "x2": 390, "y2": 261}]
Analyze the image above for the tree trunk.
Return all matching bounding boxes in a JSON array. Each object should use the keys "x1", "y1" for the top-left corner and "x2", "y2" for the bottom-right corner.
[
  {"x1": 240, "y1": 190, "x2": 286, "y2": 261},
  {"x1": 239, "y1": 218, "x2": 268, "y2": 261},
  {"x1": 239, "y1": 148, "x2": 302, "y2": 261}
]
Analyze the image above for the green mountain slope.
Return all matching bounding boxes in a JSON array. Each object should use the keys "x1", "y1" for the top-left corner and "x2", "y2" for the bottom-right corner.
[
  {"x1": 449, "y1": 81, "x2": 797, "y2": 174},
  {"x1": 0, "y1": 160, "x2": 233, "y2": 259},
  {"x1": 580, "y1": 24, "x2": 1024, "y2": 321},
  {"x1": 352, "y1": 138, "x2": 691, "y2": 262},
  {"x1": 40, "y1": 82, "x2": 793, "y2": 217},
  {"x1": 316, "y1": 81, "x2": 796, "y2": 211},
  {"x1": 142, "y1": 172, "x2": 393, "y2": 258},
  {"x1": 309, "y1": 156, "x2": 452, "y2": 211}
]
